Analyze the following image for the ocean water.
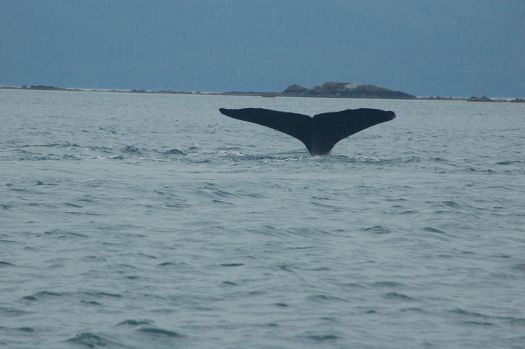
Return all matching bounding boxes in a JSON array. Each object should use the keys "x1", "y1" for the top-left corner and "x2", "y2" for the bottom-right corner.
[{"x1": 0, "y1": 89, "x2": 524, "y2": 349}]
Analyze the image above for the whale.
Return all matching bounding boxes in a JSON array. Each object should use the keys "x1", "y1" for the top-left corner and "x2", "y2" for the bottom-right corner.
[{"x1": 219, "y1": 107, "x2": 396, "y2": 155}]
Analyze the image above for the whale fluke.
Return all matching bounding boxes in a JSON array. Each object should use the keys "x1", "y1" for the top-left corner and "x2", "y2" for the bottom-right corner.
[{"x1": 219, "y1": 107, "x2": 395, "y2": 155}]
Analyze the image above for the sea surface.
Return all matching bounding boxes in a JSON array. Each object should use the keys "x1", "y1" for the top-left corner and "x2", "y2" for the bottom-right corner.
[{"x1": 0, "y1": 89, "x2": 524, "y2": 349}]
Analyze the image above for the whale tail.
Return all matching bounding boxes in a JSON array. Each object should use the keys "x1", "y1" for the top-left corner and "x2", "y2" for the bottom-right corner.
[{"x1": 219, "y1": 108, "x2": 395, "y2": 155}]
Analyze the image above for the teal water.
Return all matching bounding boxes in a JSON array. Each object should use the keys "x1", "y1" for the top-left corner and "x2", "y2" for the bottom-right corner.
[{"x1": 1, "y1": 89, "x2": 524, "y2": 348}]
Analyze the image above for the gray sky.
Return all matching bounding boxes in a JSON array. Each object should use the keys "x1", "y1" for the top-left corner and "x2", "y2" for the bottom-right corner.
[{"x1": 1, "y1": 0, "x2": 524, "y2": 97}]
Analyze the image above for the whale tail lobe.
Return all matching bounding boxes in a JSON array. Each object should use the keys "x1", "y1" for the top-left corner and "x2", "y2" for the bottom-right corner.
[{"x1": 219, "y1": 108, "x2": 395, "y2": 155}]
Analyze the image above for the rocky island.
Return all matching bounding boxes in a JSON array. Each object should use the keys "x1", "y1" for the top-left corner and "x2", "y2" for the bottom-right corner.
[{"x1": 282, "y1": 82, "x2": 415, "y2": 99}]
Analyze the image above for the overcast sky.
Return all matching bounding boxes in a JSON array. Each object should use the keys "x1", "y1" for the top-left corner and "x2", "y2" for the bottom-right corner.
[{"x1": 1, "y1": 0, "x2": 524, "y2": 97}]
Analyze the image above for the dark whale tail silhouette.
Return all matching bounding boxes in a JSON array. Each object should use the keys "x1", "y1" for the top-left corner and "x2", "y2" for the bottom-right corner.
[{"x1": 219, "y1": 108, "x2": 396, "y2": 155}]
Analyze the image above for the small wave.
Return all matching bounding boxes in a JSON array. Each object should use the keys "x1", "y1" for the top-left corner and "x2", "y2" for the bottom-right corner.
[
  {"x1": 161, "y1": 148, "x2": 186, "y2": 156},
  {"x1": 274, "y1": 302, "x2": 289, "y2": 307},
  {"x1": 275, "y1": 264, "x2": 293, "y2": 272},
  {"x1": 137, "y1": 327, "x2": 184, "y2": 338},
  {"x1": 82, "y1": 255, "x2": 105, "y2": 262},
  {"x1": 9, "y1": 187, "x2": 32, "y2": 193},
  {"x1": 215, "y1": 145, "x2": 242, "y2": 151},
  {"x1": 158, "y1": 262, "x2": 177, "y2": 267},
  {"x1": 400, "y1": 307, "x2": 426, "y2": 313},
  {"x1": 120, "y1": 145, "x2": 142, "y2": 154},
  {"x1": 463, "y1": 320, "x2": 496, "y2": 326},
  {"x1": 152, "y1": 190, "x2": 189, "y2": 209},
  {"x1": 88, "y1": 145, "x2": 113, "y2": 153},
  {"x1": 371, "y1": 281, "x2": 404, "y2": 288},
  {"x1": 306, "y1": 266, "x2": 330, "y2": 271},
  {"x1": 64, "y1": 202, "x2": 83, "y2": 208},
  {"x1": 511, "y1": 263, "x2": 525, "y2": 272},
  {"x1": 15, "y1": 149, "x2": 58, "y2": 161},
  {"x1": 222, "y1": 281, "x2": 237, "y2": 286},
  {"x1": 64, "y1": 211, "x2": 102, "y2": 216},
  {"x1": 0, "y1": 326, "x2": 35, "y2": 333},
  {"x1": 306, "y1": 294, "x2": 348, "y2": 303},
  {"x1": 0, "y1": 203, "x2": 13, "y2": 210},
  {"x1": 196, "y1": 183, "x2": 236, "y2": 199},
  {"x1": 264, "y1": 323, "x2": 279, "y2": 327},
  {"x1": 0, "y1": 307, "x2": 32, "y2": 316},
  {"x1": 450, "y1": 308, "x2": 525, "y2": 326},
  {"x1": 449, "y1": 308, "x2": 490, "y2": 319},
  {"x1": 0, "y1": 261, "x2": 14, "y2": 267},
  {"x1": 303, "y1": 334, "x2": 338, "y2": 342},
  {"x1": 135, "y1": 252, "x2": 157, "y2": 259},
  {"x1": 62, "y1": 154, "x2": 83, "y2": 160},
  {"x1": 66, "y1": 332, "x2": 112, "y2": 348},
  {"x1": 22, "y1": 291, "x2": 67, "y2": 301},
  {"x1": 78, "y1": 195, "x2": 96, "y2": 203},
  {"x1": 82, "y1": 291, "x2": 123, "y2": 298},
  {"x1": 346, "y1": 155, "x2": 421, "y2": 165},
  {"x1": 214, "y1": 149, "x2": 313, "y2": 162},
  {"x1": 430, "y1": 156, "x2": 448, "y2": 162},
  {"x1": 218, "y1": 152, "x2": 275, "y2": 161},
  {"x1": 283, "y1": 227, "x2": 331, "y2": 237},
  {"x1": 59, "y1": 141, "x2": 81, "y2": 148},
  {"x1": 496, "y1": 160, "x2": 522, "y2": 166},
  {"x1": 99, "y1": 126, "x2": 118, "y2": 134},
  {"x1": 384, "y1": 292, "x2": 415, "y2": 301},
  {"x1": 467, "y1": 167, "x2": 495, "y2": 173},
  {"x1": 423, "y1": 227, "x2": 448, "y2": 235},
  {"x1": 20, "y1": 141, "x2": 80, "y2": 149},
  {"x1": 442, "y1": 200, "x2": 461, "y2": 208},
  {"x1": 340, "y1": 282, "x2": 365, "y2": 289},
  {"x1": 220, "y1": 263, "x2": 244, "y2": 267},
  {"x1": 248, "y1": 224, "x2": 280, "y2": 236},
  {"x1": 311, "y1": 201, "x2": 341, "y2": 210},
  {"x1": 41, "y1": 229, "x2": 88, "y2": 239},
  {"x1": 19, "y1": 326, "x2": 35, "y2": 332},
  {"x1": 116, "y1": 319, "x2": 154, "y2": 327},
  {"x1": 508, "y1": 318, "x2": 525, "y2": 326},
  {"x1": 362, "y1": 225, "x2": 391, "y2": 234}
]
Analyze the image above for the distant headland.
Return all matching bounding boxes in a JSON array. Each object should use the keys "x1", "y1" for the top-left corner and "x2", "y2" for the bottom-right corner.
[
  {"x1": 281, "y1": 82, "x2": 415, "y2": 99},
  {"x1": 1, "y1": 83, "x2": 523, "y2": 103}
]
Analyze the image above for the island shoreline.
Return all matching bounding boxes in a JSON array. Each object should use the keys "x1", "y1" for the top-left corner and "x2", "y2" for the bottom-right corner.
[{"x1": 1, "y1": 83, "x2": 523, "y2": 103}]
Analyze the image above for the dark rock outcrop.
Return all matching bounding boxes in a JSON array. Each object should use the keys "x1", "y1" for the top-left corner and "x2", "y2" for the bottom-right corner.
[{"x1": 283, "y1": 84, "x2": 309, "y2": 96}]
